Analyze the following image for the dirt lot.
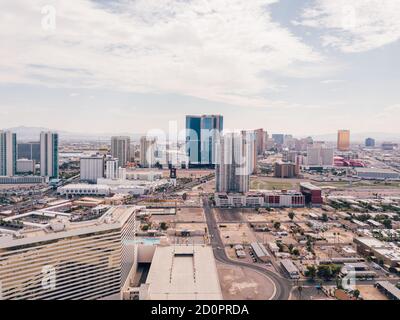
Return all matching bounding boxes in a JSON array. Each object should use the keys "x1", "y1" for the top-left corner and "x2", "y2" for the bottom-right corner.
[
  {"x1": 218, "y1": 223, "x2": 257, "y2": 245},
  {"x1": 176, "y1": 207, "x2": 205, "y2": 222},
  {"x1": 174, "y1": 222, "x2": 207, "y2": 232},
  {"x1": 193, "y1": 179, "x2": 215, "y2": 193},
  {"x1": 149, "y1": 214, "x2": 176, "y2": 224},
  {"x1": 357, "y1": 285, "x2": 388, "y2": 300},
  {"x1": 217, "y1": 263, "x2": 275, "y2": 300},
  {"x1": 323, "y1": 227, "x2": 354, "y2": 245},
  {"x1": 214, "y1": 208, "x2": 244, "y2": 222}
]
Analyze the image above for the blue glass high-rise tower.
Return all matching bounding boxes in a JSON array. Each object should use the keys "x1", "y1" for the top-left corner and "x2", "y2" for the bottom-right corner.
[{"x1": 186, "y1": 115, "x2": 223, "y2": 168}]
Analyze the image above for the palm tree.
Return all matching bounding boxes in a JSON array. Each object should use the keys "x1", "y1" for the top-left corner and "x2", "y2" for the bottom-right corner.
[{"x1": 298, "y1": 285, "x2": 303, "y2": 300}]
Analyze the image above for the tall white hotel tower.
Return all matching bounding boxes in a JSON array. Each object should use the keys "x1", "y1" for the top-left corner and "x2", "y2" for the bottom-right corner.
[
  {"x1": 215, "y1": 132, "x2": 253, "y2": 193},
  {"x1": 40, "y1": 131, "x2": 59, "y2": 179},
  {"x1": 0, "y1": 131, "x2": 17, "y2": 177}
]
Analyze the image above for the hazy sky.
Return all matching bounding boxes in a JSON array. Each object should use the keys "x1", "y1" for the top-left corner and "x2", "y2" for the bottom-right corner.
[{"x1": 1, "y1": 0, "x2": 400, "y2": 135}]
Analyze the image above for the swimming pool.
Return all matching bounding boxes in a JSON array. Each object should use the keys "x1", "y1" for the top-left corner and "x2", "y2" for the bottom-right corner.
[{"x1": 129, "y1": 238, "x2": 160, "y2": 245}]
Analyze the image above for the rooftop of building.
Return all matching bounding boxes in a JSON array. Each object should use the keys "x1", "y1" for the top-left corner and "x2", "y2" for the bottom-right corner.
[
  {"x1": 0, "y1": 205, "x2": 143, "y2": 248},
  {"x1": 355, "y1": 237, "x2": 388, "y2": 248},
  {"x1": 376, "y1": 281, "x2": 400, "y2": 300},
  {"x1": 299, "y1": 182, "x2": 322, "y2": 191},
  {"x1": 355, "y1": 168, "x2": 399, "y2": 174},
  {"x1": 142, "y1": 245, "x2": 222, "y2": 300},
  {"x1": 58, "y1": 183, "x2": 111, "y2": 190}
]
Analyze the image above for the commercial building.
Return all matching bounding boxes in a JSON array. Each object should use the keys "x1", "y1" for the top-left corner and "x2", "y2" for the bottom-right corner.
[
  {"x1": 214, "y1": 190, "x2": 305, "y2": 208},
  {"x1": 215, "y1": 193, "x2": 260, "y2": 207},
  {"x1": 0, "y1": 131, "x2": 17, "y2": 177},
  {"x1": 253, "y1": 128, "x2": 265, "y2": 156},
  {"x1": 274, "y1": 162, "x2": 299, "y2": 178},
  {"x1": 40, "y1": 132, "x2": 59, "y2": 179},
  {"x1": 354, "y1": 237, "x2": 400, "y2": 269},
  {"x1": 250, "y1": 242, "x2": 270, "y2": 262},
  {"x1": 58, "y1": 184, "x2": 111, "y2": 197},
  {"x1": 16, "y1": 159, "x2": 35, "y2": 174},
  {"x1": 185, "y1": 114, "x2": 223, "y2": 167},
  {"x1": 264, "y1": 191, "x2": 305, "y2": 207},
  {"x1": 138, "y1": 245, "x2": 222, "y2": 300},
  {"x1": 365, "y1": 138, "x2": 375, "y2": 148},
  {"x1": 17, "y1": 142, "x2": 40, "y2": 162},
  {"x1": 0, "y1": 206, "x2": 140, "y2": 300},
  {"x1": 381, "y1": 142, "x2": 398, "y2": 151},
  {"x1": 80, "y1": 156, "x2": 105, "y2": 183},
  {"x1": 375, "y1": 281, "x2": 400, "y2": 300},
  {"x1": 215, "y1": 132, "x2": 252, "y2": 193},
  {"x1": 307, "y1": 146, "x2": 334, "y2": 167},
  {"x1": 0, "y1": 176, "x2": 45, "y2": 184},
  {"x1": 280, "y1": 259, "x2": 300, "y2": 279},
  {"x1": 337, "y1": 130, "x2": 350, "y2": 151},
  {"x1": 263, "y1": 131, "x2": 269, "y2": 151},
  {"x1": 105, "y1": 158, "x2": 119, "y2": 180},
  {"x1": 139, "y1": 136, "x2": 157, "y2": 168},
  {"x1": 272, "y1": 134, "x2": 284, "y2": 146},
  {"x1": 126, "y1": 171, "x2": 163, "y2": 181},
  {"x1": 300, "y1": 182, "x2": 323, "y2": 206},
  {"x1": 355, "y1": 168, "x2": 400, "y2": 181},
  {"x1": 111, "y1": 136, "x2": 131, "y2": 168},
  {"x1": 97, "y1": 175, "x2": 172, "y2": 196},
  {"x1": 241, "y1": 130, "x2": 257, "y2": 174}
]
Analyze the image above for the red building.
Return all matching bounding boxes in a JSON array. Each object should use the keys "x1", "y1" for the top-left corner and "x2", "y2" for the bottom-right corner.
[
  {"x1": 264, "y1": 191, "x2": 305, "y2": 208},
  {"x1": 300, "y1": 182, "x2": 323, "y2": 206}
]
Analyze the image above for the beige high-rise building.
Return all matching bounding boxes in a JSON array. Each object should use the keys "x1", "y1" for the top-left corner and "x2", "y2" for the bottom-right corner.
[
  {"x1": 337, "y1": 130, "x2": 350, "y2": 151},
  {"x1": 40, "y1": 131, "x2": 59, "y2": 179},
  {"x1": 139, "y1": 136, "x2": 157, "y2": 168},
  {"x1": 111, "y1": 136, "x2": 130, "y2": 168},
  {"x1": 215, "y1": 132, "x2": 253, "y2": 193},
  {"x1": 0, "y1": 131, "x2": 17, "y2": 177}
]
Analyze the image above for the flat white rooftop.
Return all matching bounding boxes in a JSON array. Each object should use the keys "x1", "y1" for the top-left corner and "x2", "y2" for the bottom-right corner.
[{"x1": 143, "y1": 245, "x2": 222, "y2": 300}]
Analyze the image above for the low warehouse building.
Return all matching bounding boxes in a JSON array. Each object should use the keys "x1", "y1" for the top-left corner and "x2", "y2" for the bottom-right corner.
[{"x1": 251, "y1": 242, "x2": 270, "y2": 262}]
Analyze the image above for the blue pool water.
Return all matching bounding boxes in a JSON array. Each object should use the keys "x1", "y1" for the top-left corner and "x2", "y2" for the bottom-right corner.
[{"x1": 131, "y1": 238, "x2": 160, "y2": 245}]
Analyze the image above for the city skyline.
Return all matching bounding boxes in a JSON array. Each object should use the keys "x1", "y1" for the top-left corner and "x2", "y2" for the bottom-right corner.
[
  {"x1": 2, "y1": 0, "x2": 400, "y2": 306},
  {"x1": 1, "y1": 0, "x2": 400, "y2": 135}
]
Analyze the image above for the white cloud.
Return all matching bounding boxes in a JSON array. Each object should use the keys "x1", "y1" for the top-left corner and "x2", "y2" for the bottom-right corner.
[
  {"x1": 320, "y1": 79, "x2": 345, "y2": 84},
  {"x1": 295, "y1": 0, "x2": 400, "y2": 52},
  {"x1": 0, "y1": 0, "x2": 331, "y2": 108}
]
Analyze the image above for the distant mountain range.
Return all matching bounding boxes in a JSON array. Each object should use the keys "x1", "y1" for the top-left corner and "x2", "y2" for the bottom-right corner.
[{"x1": 5, "y1": 126, "x2": 400, "y2": 143}]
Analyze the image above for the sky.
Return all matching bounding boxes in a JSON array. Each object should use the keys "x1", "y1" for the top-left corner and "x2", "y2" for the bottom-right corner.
[{"x1": 1, "y1": 0, "x2": 400, "y2": 136}]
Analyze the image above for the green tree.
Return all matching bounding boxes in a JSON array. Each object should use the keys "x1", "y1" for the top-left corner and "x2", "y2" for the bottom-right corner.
[
  {"x1": 305, "y1": 265, "x2": 317, "y2": 280},
  {"x1": 382, "y1": 219, "x2": 392, "y2": 229},
  {"x1": 274, "y1": 222, "x2": 281, "y2": 230},
  {"x1": 353, "y1": 289, "x2": 360, "y2": 299},
  {"x1": 317, "y1": 264, "x2": 341, "y2": 280},
  {"x1": 288, "y1": 211, "x2": 295, "y2": 221},
  {"x1": 159, "y1": 222, "x2": 168, "y2": 230},
  {"x1": 306, "y1": 237, "x2": 313, "y2": 252}
]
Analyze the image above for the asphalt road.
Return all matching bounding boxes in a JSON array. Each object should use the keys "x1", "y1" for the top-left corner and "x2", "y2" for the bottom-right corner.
[{"x1": 202, "y1": 197, "x2": 292, "y2": 300}]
